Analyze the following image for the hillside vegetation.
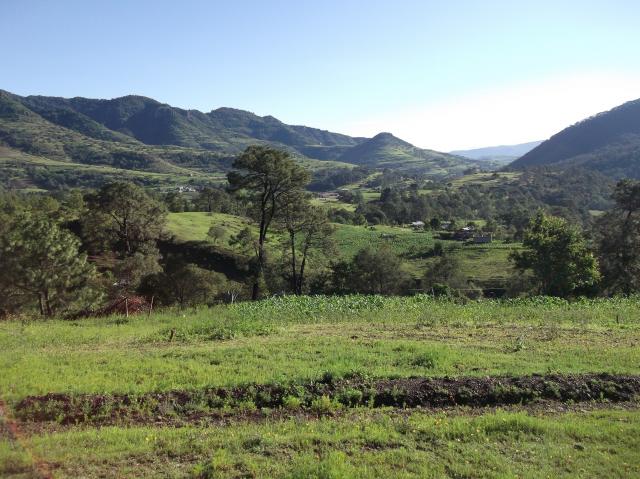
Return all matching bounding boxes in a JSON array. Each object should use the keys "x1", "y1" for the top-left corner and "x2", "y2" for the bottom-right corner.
[
  {"x1": 337, "y1": 132, "x2": 483, "y2": 174},
  {"x1": 510, "y1": 98, "x2": 640, "y2": 178},
  {"x1": 0, "y1": 90, "x2": 476, "y2": 190}
]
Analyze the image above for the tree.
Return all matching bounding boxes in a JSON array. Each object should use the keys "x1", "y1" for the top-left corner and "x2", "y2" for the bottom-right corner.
[
  {"x1": 84, "y1": 182, "x2": 167, "y2": 257},
  {"x1": 510, "y1": 212, "x2": 599, "y2": 297},
  {"x1": 333, "y1": 247, "x2": 412, "y2": 295},
  {"x1": 598, "y1": 180, "x2": 640, "y2": 294},
  {"x1": 227, "y1": 146, "x2": 310, "y2": 299},
  {"x1": 140, "y1": 262, "x2": 227, "y2": 307},
  {"x1": 423, "y1": 253, "x2": 466, "y2": 292},
  {"x1": 112, "y1": 251, "x2": 162, "y2": 295},
  {"x1": 164, "y1": 191, "x2": 188, "y2": 212},
  {"x1": 207, "y1": 225, "x2": 226, "y2": 245},
  {"x1": 0, "y1": 214, "x2": 100, "y2": 316},
  {"x1": 195, "y1": 185, "x2": 239, "y2": 214},
  {"x1": 277, "y1": 196, "x2": 335, "y2": 294},
  {"x1": 196, "y1": 186, "x2": 218, "y2": 213}
]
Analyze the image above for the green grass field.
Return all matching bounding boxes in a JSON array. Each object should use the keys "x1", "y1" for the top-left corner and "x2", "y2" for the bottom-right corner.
[
  {"x1": 166, "y1": 212, "x2": 522, "y2": 288},
  {"x1": 1, "y1": 296, "x2": 639, "y2": 477}
]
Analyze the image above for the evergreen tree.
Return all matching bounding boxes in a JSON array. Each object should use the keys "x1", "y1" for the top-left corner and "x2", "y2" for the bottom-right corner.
[
  {"x1": 227, "y1": 146, "x2": 310, "y2": 299},
  {"x1": 0, "y1": 214, "x2": 100, "y2": 316},
  {"x1": 278, "y1": 196, "x2": 335, "y2": 294},
  {"x1": 83, "y1": 182, "x2": 167, "y2": 257},
  {"x1": 598, "y1": 180, "x2": 640, "y2": 294}
]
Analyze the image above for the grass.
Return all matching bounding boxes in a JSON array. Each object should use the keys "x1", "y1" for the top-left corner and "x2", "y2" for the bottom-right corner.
[
  {"x1": 453, "y1": 244, "x2": 522, "y2": 285},
  {"x1": 167, "y1": 212, "x2": 252, "y2": 244},
  {"x1": 449, "y1": 171, "x2": 522, "y2": 189},
  {"x1": 333, "y1": 223, "x2": 435, "y2": 259},
  {"x1": 1, "y1": 296, "x2": 639, "y2": 477},
  {"x1": 1, "y1": 296, "x2": 639, "y2": 404},
  {"x1": 309, "y1": 197, "x2": 357, "y2": 212},
  {"x1": 164, "y1": 212, "x2": 537, "y2": 288},
  {"x1": 8, "y1": 408, "x2": 640, "y2": 478}
]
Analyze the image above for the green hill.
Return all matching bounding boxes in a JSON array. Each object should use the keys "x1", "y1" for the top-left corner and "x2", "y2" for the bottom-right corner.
[
  {"x1": 338, "y1": 132, "x2": 481, "y2": 176},
  {"x1": 510, "y1": 98, "x2": 640, "y2": 178},
  {"x1": 10, "y1": 92, "x2": 362, "y2": 158},
  {"x1": 1, "y1": 90, "x2": 236, "y2": 168},
  {"x1": 0, "y1": 89, "x2": 483, "y2": 188}
]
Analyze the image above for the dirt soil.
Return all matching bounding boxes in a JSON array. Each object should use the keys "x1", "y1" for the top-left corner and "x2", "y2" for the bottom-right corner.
[{"x1": 14, "y1": 373, "x2": 640, "y2": 426}]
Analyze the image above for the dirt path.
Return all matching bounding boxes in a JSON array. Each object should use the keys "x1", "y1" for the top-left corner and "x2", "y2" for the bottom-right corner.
[{"x1": 0, "y1": 398, "x2": 53, "y2": 479}]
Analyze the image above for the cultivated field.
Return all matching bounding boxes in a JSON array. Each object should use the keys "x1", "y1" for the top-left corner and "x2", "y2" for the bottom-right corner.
[{"x1": 1, "y1": 296, "x2": 639, "y2": 478}]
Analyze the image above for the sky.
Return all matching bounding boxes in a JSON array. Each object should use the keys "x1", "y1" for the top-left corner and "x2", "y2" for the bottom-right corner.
[{"x1": 2, "y1": 0, "x2": 640, "y2": 150}]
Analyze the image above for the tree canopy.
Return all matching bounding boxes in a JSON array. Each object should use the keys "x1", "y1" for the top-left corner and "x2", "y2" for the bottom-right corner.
[
  {"x1": 0, "y1": 214, "x2": 100, "y2": 316},
  {"x1": 510, "y1": 212, "x2": 600, "y2": 297},
  {"x1": 227, "y1": 146, "x2": 310, "y2": 299}
]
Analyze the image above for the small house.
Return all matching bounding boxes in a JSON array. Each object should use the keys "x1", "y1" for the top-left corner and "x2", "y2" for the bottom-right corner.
[{"x1": 410, "y1": 221, "x2": 425, "y2": 230}]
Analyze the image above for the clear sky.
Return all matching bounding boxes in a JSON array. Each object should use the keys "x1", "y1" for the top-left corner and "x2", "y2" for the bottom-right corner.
[{"x1": 2, "y1": 0, "x2": 640, "y2": 150}]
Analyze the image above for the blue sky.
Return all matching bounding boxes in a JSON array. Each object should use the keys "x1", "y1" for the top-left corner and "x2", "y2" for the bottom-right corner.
[{"x1": 3, "y1": 0, "x2": 640, "y2": 149}]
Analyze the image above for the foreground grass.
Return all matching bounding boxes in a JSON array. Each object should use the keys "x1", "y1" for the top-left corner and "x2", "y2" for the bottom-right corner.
[
  {"x1": 11, "y1": 409, "x2": 640, "y2": 478},
  {"x1": 2, "y1": 296, "x2": 640, "y2": 477},
  {"x1": 1, "y1": 296, "x2": 639, "y2": 404}
]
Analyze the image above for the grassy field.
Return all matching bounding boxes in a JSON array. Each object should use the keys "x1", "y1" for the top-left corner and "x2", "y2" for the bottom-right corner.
[
  {"x1": 1, "y1": 296, "x2": 639, "y2": 477},
  {"x1": 166, "y1": 212, "x2": 522, "y2": 288},
  {"x1": 167, "y1": 212, "x2": 253, "y2": 244},
  {"x1": 449, "y1": 171, "x2": 522, "y2": 189}
]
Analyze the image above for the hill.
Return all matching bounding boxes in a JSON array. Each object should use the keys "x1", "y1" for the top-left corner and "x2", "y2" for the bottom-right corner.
[
  {"x1": 0, "y1": 90, "x2": 479, "y2": 186},
  {"x1": 451, "y1": 140, "x2": 542, "y2": 164},
  {"x1": 0, "y1": 90, "x2": 224, "y2": 174},
  {"x1": 337, "y1": 132, "x2": 481, "y2": 176},
  {"x1": 510, "y1": 99, "x2": 640, "y2": 178},
  {"x1": 19, "y1": 93, "x2": 362, "y2": 158}
]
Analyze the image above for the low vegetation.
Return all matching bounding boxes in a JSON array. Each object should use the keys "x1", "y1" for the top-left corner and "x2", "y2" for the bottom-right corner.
[{"x1": 1, "y1": 296, "x2": 639, "y2": 477}]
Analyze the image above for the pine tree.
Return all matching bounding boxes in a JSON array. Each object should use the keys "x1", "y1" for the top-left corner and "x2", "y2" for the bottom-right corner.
[{"x1": 0, "y1": 214, "x2": 100, "y2": 316}]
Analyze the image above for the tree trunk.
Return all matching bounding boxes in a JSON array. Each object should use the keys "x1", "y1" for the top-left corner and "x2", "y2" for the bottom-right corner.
[
  {"x1": 38, "y1": 293, "x2": 45, "y2": 316},
  {"x1": 252, "y1": 243, "x2": 265, "y2": 301},
  {"x1": 289, "y1": 230, "x2": 298, "y2": 293},
  {"x1": 297, "y1": 243, "x2": 310, "y2": 295},
  {"x1": 43, "y1": 290, "x2": 53, "y2": 317}
]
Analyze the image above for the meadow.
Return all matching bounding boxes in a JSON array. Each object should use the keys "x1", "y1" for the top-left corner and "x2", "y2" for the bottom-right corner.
[
  {"x1": 167, "y1": 211, "x2": 522, "y2": 286},
  {"x1": 1, "y1": 295, "x2": 639, "y2": 477}
]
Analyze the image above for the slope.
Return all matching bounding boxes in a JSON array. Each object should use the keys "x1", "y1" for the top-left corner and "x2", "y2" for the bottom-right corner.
[
  {"x1": 510, "y1": 99, "x2": 640, "y2": 178},
  {"x1": 337, "y1": 132, "x2": 480, "y2": 176},
  {"x1": 15, "y1": 93, "x2": 362, "y2": 160}
]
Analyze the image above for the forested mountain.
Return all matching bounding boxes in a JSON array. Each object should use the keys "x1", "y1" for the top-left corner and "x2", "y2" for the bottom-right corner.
[
  {"x1": 510, "y1": 99, "x2": 640, "y2": 178},
  {"x1": 19, "y1": 93, "x2": 362, "y2": 157},
  {"x1": 0, "y1": 90, "x2": 223, "y2": 174},
  {"x1": 0, "y1": 89, "x2": 479, "y2": 186},
  {"x1": 451, "y1": 140, "x2": 542, "y2": 163}
]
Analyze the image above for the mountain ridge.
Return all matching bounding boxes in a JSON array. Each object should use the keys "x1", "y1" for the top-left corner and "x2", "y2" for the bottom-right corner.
[
  {"x1": 510, "y1": 98, "x2": 640, "y2": 178},
  {"x1": 0, "y1": 89, "x2": 476, "y2": 180}
]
